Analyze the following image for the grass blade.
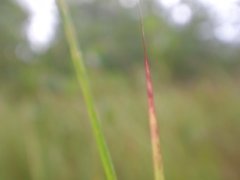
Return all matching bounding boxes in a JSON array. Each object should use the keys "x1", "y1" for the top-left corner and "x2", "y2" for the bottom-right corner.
[
  {"x1": 138, "y1": 2, "x2": 165, "y2": 180},
  {"x1": 56, "y1": 0, "x2": 117, "y2": 179}
]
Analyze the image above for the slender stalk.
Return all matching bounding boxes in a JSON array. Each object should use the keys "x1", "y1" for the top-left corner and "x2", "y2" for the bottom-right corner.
[
  {"x1": 57, "y1": 1, "x2": 117, "y2": 179},
  {"x1": 138, "y1": 2, "x2": 165, "y2": 180}
]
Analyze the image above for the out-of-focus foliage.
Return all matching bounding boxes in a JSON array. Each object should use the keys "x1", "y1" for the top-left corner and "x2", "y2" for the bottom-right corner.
[
  {"x1": 0, "y1": 0, "x2": 240, "y2": 180},
  {"x1": 1, "y1": 0, "x2": 240, "y2": 86},
  {"x1": 0, "y1": 0, "x2": 26, "y2": 81},
  {"x1": 1, "y1": 72, "x2": 240, "y2": 180}
]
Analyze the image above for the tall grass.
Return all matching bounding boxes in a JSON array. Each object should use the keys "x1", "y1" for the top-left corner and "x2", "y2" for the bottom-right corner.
[
  {"x1": 138, "y1": 2, "x2": 165, "y2": 180},
  {"x1": 1, "y1": 73, "x2": 240, "y2": 179},
  {"x1": 56, "y1": 0, "x2": 117, "y2": 179},
  {"x1": 57, "y1": 0, "x2": 165, "y2": 179}
]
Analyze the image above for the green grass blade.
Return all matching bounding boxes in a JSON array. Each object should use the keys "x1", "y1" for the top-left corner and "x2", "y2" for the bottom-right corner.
[
  {"x1": 138, "y1": 2, "x2": 165, "y2": 180},
  {"x1": 56, "y1": 0, "x2": 117, "y2": 179}
]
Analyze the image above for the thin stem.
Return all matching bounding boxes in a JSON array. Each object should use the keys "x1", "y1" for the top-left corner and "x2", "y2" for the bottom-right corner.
[
  {"x1": 138, "y1": 1, "x2": 165, "y2": 180},
  {"x1": 57, "y1": 0, "x2": 117, "y2": 179}
]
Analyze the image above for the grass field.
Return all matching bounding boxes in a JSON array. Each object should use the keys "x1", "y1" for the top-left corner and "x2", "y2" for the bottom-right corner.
[{"x1": 0, "y1": 70, "x2": 239, "y2": 180}]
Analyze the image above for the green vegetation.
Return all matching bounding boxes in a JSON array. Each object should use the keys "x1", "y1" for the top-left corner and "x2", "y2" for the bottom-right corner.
[
  {"x1": 0, "y1": 0, "x2": 240, "y2": 180},
  {"x1": 1, "y1": 72, "x2": 240, "y2": 180},
  {"x1": 57, "y1": 0, "x2": 117, "y2": 179}
]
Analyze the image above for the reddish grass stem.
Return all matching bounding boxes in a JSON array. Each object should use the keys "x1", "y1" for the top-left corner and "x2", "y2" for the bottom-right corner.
[{"x1": 138, "y1": 2, "x2": 165, "y2": 180}]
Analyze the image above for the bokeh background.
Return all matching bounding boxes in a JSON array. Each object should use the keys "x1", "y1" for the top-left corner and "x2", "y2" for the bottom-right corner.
[{"x1": 1, "y1": 0, "x2": 240, "y2": 179}]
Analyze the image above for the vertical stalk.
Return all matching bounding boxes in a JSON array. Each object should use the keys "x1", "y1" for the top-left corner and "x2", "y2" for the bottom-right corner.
[
  {"x1": 57, "y1": 0, "x2": 117, "y2": 179},
  {"x1": 138, "y1": 2, "x2": 165, "y2": 180}
]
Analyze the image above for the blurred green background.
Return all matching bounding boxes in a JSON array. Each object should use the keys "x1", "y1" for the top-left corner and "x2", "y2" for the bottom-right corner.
[{"x1": 0, "y1": 0, "x2": 240, "y2": 179}]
